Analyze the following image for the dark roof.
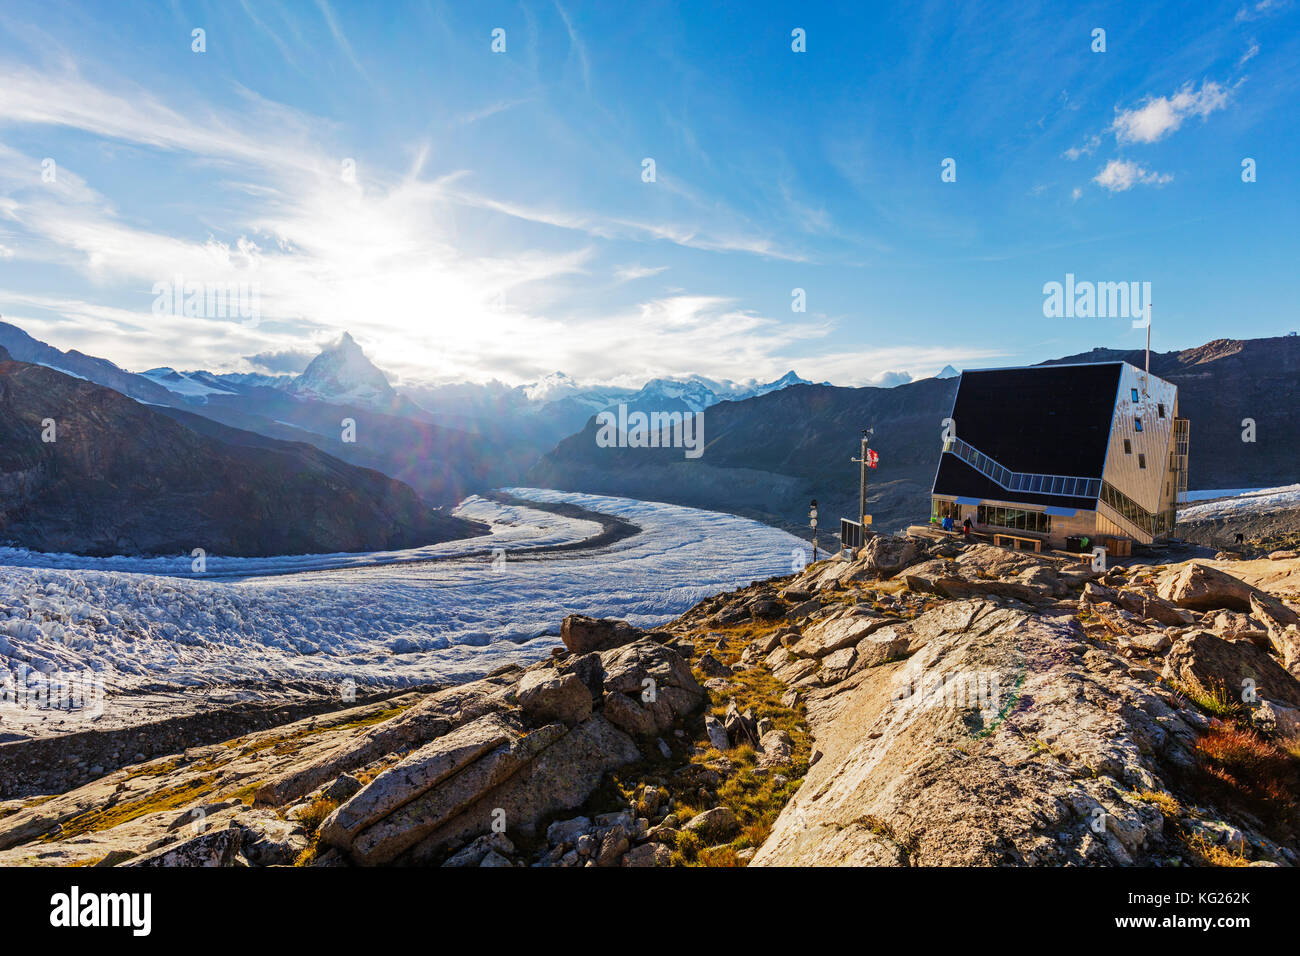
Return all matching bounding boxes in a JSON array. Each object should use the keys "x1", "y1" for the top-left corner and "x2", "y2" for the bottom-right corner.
[{"x1": 932, "y1": 362, "x2": 1123, "y2": 503}]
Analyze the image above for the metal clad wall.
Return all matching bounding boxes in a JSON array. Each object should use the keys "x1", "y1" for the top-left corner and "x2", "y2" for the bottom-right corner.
[{"x1": 1102, "y1": 364, "x2": 1179, "y2": 515}]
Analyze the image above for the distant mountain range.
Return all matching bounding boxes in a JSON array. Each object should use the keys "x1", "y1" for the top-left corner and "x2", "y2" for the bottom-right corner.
[
  {"x1": 5, "y1": 315, "x2": 1293, "y2": 553},
  {"x1": 0, "y1": 346, "x2": 484, "y2": 556},
  {"x1": 0, "y1": 320, "x2": 823, "y2": 509},
  {"x1": 531, "y1": 336, "x2": 1300, "y2": 539}
]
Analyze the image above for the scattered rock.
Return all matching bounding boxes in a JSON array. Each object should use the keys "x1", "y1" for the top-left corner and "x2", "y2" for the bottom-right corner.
[
  {"x1": 596, "y1": 823, "x2": 630, "y2": 866},
  {"x1": 561, "y1": 615, "x2": 645, "y2": 655},
  {"x1": 443, "y1": 832, "x2": 516, "y2": 867},
  {"x1": 791, "y1": 613, "x2": 891, "y2": 659},
  {"x1": 704, "y1": 715, "x2": 730, "y2": 751},
  {"x1": 546, "y1": 816, "x2": 592, "y2": 847},
  {"x1": 517, "y1": 670, "x2": 593, "y2": 727},
  {"x1": 1162, "y1": 631, "x2": 1300, "y2": 709},
  {"x1": 683, "y1": 806, "x2": 738, "y2": 841},
  {"x1": 125, "y1": 826, "x2": 243, "y2": 867},
  {"x1": 757, "y1": 730, "x2": 794, "y2": 770},
  {"x1": 624, "y1": 842, "x2": 670, "y2": 867},
  {"x1": 323, "y1": 773, "x2": 364, "y2": 803}
]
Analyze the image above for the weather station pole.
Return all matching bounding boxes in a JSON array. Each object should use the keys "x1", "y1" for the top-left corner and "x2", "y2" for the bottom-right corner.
[
  {"x1": 859, "y1": 428, "x2": 874, "y2": 527},
  {"x1": 850, "y1": 428, "x2": 875, "y2": 552}
]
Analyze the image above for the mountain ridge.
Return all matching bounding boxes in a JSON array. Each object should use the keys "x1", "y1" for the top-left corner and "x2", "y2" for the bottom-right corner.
[{"x1": 0, "y1": 355, "x2": 485, "y2": 557}]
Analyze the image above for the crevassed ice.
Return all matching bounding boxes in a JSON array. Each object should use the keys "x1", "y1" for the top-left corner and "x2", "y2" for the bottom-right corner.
[{"x1": 0, "y1": 489, "x2": 807, "y2": 701}]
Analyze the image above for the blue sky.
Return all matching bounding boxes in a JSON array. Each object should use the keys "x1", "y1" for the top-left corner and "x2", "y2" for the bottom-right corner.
[{"x1": 0, "y1": 0, "x2": 1295, "y2": 388}]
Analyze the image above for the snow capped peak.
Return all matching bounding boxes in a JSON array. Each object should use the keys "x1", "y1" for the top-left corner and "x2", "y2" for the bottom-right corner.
[
  {"x1": 752, "y1": 370, "x2": 814, "y2": 395},
  {"x1": 290, "y1": 332, "x2": 395, "y2": 406},
  {"x1": 140, "y1": 367, "x2": 239, "y2": 399},
  {"x1": 936, "y1": 364, "x2": 960, "y2": 379}
]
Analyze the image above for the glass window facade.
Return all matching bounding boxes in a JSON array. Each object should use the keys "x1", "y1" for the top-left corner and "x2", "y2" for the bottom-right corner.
[
  {"x1": 1101, "y1": 481, "x2": 1176, "y2": 537},
  {"x1": 931, "y1": 499, "x2": 960, "y2": 521},
  {"x1": 977, "y1": 505, "x2": 1051, "y2": 534}
]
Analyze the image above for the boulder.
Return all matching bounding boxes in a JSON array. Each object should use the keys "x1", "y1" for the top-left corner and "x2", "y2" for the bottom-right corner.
[
  {"x1": 1161, "y1": 631, "x2": 1300, "y2": 710},
  {"x1": 787, "y1": 598, "x2": 823, "y2": 621},
  {"x1": 596, "y1": 823, "x2": 630, "y2": 866},
  {"x1": 546, "y1": 816, "x2": 592, "y2": 847},
  {"x1": 1157, "y1": 563, "x2": 1299, "y2": 622},
  {"x1": 1117, "y1": 632, "x2": 1173, "y2": 657},
  {"x1": 820, "y1": 645, "x2": 857, "y2": 683},
  {"x1": 557, "y1": 652, "x2": 605, "y2": 702},
  {"x1": 561, "y1": 615, "x2": 645, "y2": 654},
  {"x1": 791, "y1": 613, "x2": 891, "y2": 659},
  {"x1": 1250, "y1": 594, "x2": 1300, "y2": 673},
  {"x1": 757, "y1": 729, "x2": 794, "y2": 770},
  {"x1": 855, "y1": 535, "x2": 923, "y2": 579},
  {"x1": 704, "y1": 715, "x2": 730, "y2": 751},
  {"x1": 771, "y1": 656, "x2": 819, "y2": 686},
  {"x1": 603, "y1": 692, "x2": 659, "y2": 736},
  {"x1": 683, "y1": 806, "x2": 738, "y2": 841},
  {"x1": 1081, "y1": 581, "x2": 1119, "y2": 605},
  {"x1": 321, "y1": 713, "x2": 517, "y2": 850},
  {"x1": 598, "y1": 639, "x2": 704, "y2": 737},
  {"x1": 517, "y1": 670, "x2": 593, "y2": 727},
  {"x1": 251, "y1": 673, "x2": 515, "y2": 807},
  {"x1": 851, "y1": 626, "x2": 911, "y2": 671},
  {"x1": 750, "y1": 597, "x2": 786, "y2": 619},
  {"x1": 723, "y1": 701, "x2": 759, "y2": 747},
  {"x1": 322, "y1": 773, "x2": 364, "y2": 803},
  {"x1": 442, "y1": 832, "x2": 515, "y2": 867},
  {"x1": 1115, "y1": 590, "x2": 1196, "y2": 626},
  {"x1": 237, "y1": 813, "x2": 309, "y2": 867},
  {"x1": 697, "y1": 653, "x2": 731, "y2": 677},
  {"x1": 401, "y1": 714, "x2": 640, "y2": 865},
  {"x1": 125, "y1": 826, "x2": 243, "y2": 867},
  {"x1": 623, "y1": 842, "x2": 670, "y2": 867},
  {"x1": 347, "y1": 722, "x2": 565, "y2": 864}
]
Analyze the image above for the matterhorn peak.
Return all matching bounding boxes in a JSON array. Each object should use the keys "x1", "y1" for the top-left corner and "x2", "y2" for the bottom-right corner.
[{"x1": 290, "y1": 330, "x2": 396, "y2": 407}]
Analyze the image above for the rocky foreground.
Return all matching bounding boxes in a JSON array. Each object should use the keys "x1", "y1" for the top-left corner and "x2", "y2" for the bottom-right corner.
[{"x1": 3, "y1": 533, "x2": 1299, "y2": 867}]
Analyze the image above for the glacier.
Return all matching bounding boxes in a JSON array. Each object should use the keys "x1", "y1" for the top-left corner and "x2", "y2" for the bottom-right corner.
[{"x1": 0, "y1": 490, "x2": 809, "y2": 732}]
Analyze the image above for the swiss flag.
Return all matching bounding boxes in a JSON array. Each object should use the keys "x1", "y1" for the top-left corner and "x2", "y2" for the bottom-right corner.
[{"x1": 867, "y1": 449, "x2": 879, "y2": 469}]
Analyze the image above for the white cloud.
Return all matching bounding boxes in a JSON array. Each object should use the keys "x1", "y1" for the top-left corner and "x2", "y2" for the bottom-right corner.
[
  {"x1": 1063, "y1": 134, "x2": 1102, "y2": 161},
  {"x1": 613, "y1": 264, "x2": 668, "y2": 282},
  {"x1": 1236, "y1": 0, "x2": 1288, "y2": 23},
  {"x1": 868, "y1": 370, "x2": 912, "y2": 388},
  {"x1": 0, "y1": 60, "x2": 820, "y2": 383},
  {"x1": 1092, "y1": 159, "x2": 1173, "y2": 192},
  {"x1": 1112, "y1": 81, "x2": 1231, "y2": 145},
  {"x1": 1238, "y1": 41, "x2": 1260, "y2": 67}
]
